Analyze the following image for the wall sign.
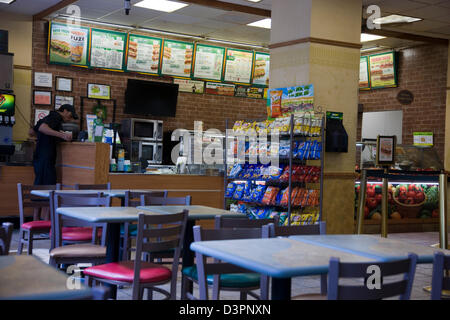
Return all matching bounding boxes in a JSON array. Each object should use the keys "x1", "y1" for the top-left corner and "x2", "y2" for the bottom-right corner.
[
  {"x1": 126, "y1": 34, "x2": 162, "y2": 75},
  {"x1": 174, "y1": 78, "x2": 204, "y2": 94},
  {"x1": 49, "y1": 22, "x2": 90, "y2": 67},
  {"x1": 161, "y1": 39, "x2": 194, "y2": 78},
  {"x1": 359, "y1": 56, "x2": 370, "y2": 90},
  {"x1": 413, "y1": 132, "x2": 433, "y2": 147},
  {"x1": 34, "y1": 72, "x2": 53, "y2": 88},
  {"x1": 376, "y1": 135, "x2": 396, "y2": 166},
  {"x1": 397, "y1": 90, "x2": 414, "y2": 105},
  {"x1": 223, "y1": 48, "x2": 253, "y2": 84},
  {"x1": 252, "y1": 52, "x2": 270, "y2": 87},
  {"x1": 192, "y1": 44, "x2": 225, "y2": 81},
  {"x1": 369, "y1": 52, "x2": 397, "y2": 89},
  {"x1": 90, "y1": 29, "x2": 127, "y2": 71},
  {"x1": 33, "y1": 90, "x2": 52, "y2": 106},
  {"x1": 34, "y1": 109, "x2": 50, "y2": 125},
  {"x1": 87, "y1": 83, "x2": 111, "y2": 100}
]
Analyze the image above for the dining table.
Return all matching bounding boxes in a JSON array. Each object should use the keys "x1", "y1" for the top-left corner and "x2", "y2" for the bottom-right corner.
[
  {"x1": 0, "y1": 255, "x2": 94, "y2": 300},
  {"x1": 56, "y1": 205, "x2": 245, "y2": 298},
  {"x1": 190, "y1": 234, "x2": 450, "y2": 300}
]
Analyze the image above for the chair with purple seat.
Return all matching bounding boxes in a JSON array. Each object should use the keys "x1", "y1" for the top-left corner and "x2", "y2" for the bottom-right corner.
[
  {"x1": 327, "y1": 253, "x2": 418, "y2": 300},
  {"x1": 84, "y1": 210, "x2": 188, "y2": 300},
  {"x1": 17, "y1": 183, "x2": 61, "y2": 255},
  {"x1": 430, "y1": 251, "x2": 450, "y2": 300}
]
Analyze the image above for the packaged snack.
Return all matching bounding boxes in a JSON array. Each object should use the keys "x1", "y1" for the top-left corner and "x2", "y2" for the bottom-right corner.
[
  {"x1": 225, "y1": 183, "x2": 236, "y2": 198},
  {"x1": 279, "y1": 140, "x2": 291, "y2": 157},
  {"x1": 242, "y1": 183, "x2": 253, "y2": 201},
  {"x1": 294, "y1": 142, "x2": 305, "y2": 159},
  {"x1": 269, "y1": 90, "x2": 283, "y2": 118},
  {"x1": 279, "y1": 212, "x2": 288, "y2": 225},
  {"x1": 291, "y1": 187, "x2": 300, "y2": 205},
  {"x1": 280, "y1": 187, "x2": 290, "y2": 206},
  {"x1": 232, "y1": 120, "x2": 244, "y2": 133},
  {"x1": 237, "y1": 204, "x2": 248, "y2": 214},
  {"x1": 268, "y1": 211, "x2": 280, "y2": 219},
  {"x1": 233, "y1": 184, "x2": 245, "y2": 200},
  {"x1": 251, "y1": 185, "x2": 267, "y2": 203},
  {"x1": 262, "y1": 186, "x2": 280, "y2": 205},
  {"x1": 228, "y1": 164, "x2": 243, "y2": 178},
  {"x1": 242, "y1": 165, "x2": 254, "y2": 179},
  {"x1": 247, "y1": 207, "x2": 260, "y2": 219},
  {"x1": 279, "y1": 166, "x2": 290, "y2": 182},
  {"x1": 267, "y1": 166, "x2": 283, "y2": 180}
]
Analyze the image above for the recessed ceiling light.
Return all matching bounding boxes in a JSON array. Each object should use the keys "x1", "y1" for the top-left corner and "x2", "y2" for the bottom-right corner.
[
  {"x1": 0, "y1": 0, "x2": 16, "y2": 4},
  {"x1": 247, "y1": 18, "x2": 271, "y2": 29},
  {"x1": 361, "y1": 33, "x2": 386, "y2": 42},
  {"x1": 372, "y1": 14, "x2": 422, "y2": 25},
  {"x1": 134, "y1": 0, "x2": 188, "y2": 13}
]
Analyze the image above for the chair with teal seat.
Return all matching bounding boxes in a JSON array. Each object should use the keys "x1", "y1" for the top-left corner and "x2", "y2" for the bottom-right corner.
[
  {"x1": 120, "y1": 190, "x2": 168, "y2": 261},
  {"x1": 181, "y1": 225, "x2": 265, "y2": 300}
]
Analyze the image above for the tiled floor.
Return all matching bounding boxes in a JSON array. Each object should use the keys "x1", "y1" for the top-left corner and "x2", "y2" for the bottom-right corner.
[{"x1": 8, "y1": 230, "x2": 444, "y2": 300}]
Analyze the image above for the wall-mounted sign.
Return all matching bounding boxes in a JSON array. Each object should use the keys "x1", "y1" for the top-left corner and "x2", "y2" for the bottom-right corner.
[
  {"x1": 359, "y1": 56, "x2": 370, "y2": 90},
  {"x1": 161, "y1": 39, "x2": 194, "y2": 78},
  {"x1": 205, "y1": 82, "x2": 235, "y2": 96},
  {"x1": 90, "y1": 29, "x2": 127, "y2": 71},
  {"x1": 223, "y1": 48, "x2": 253, "y2": 84},
  {"x1": 54, "y1": 95, "x2": 74, "y2": 110},
  {"x1": 0, "y1": 93, "x2": 15, "y2": 116},
  {"x1": 33, "y1": 90, "x2": 52, "y2": 106},
  {"x1": 173, "y1": 78, "x2": 204, "y2": 94},
  {"x1": 376, "y1": 135, "x2": 396, "y2": 166},
  {"x1": 252, "y1": 52, "x2": 270, "y2": 87},
  {"x1": 369, "y1": 52, "x2": 397, "y2": 89},
  {"x1": 413, "y1": 132, "x2": 433, "y2": 147},
  {"x1": 87, "y1": 83, "x2": 111, "y2": 100},
  {"x1": 397, "y1": 90, "x2": 414, "y2": 105},
  {"x1": 49, "y1": 22, "x2": 90, "y2": 66},
  {"x1": 267, "y1": 84, "x2": 314, "y2": 118},
  {"x1": 35, "y1": 109, "x2": 50, "y2": 125},
  {"x1": 34, "y1": 72, "x2": 53, "y2": 88},
  {"x1": 192, "y1": 44, "x2": 225, "y2": 81},
  {"x1": 126, "y1": 34, "x2": 162, "y2": 74}
]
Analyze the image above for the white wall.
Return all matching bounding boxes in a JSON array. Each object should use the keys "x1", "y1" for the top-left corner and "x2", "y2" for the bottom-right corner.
[{"x1": 362, "y1": 110, "x2": 403, "y2": 144}]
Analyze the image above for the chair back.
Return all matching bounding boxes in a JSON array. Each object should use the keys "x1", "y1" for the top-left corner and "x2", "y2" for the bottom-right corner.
[
  {"x1": 133, "y1": 210, "x2": 188, "y2": 299},
  {"x1": 49, "y1": 191, "x2": 111, "y2": 248},
  {"x1": 431, "y1": 252, "x2": 450, "y2": 300},
  {"x1": 74, "y1": 182, "x2": 111, "y2": 190},
  {"x1": 0, "y1": 222, "x2": 13, "y2": 255},
  {"x1": 17, "y1": 183, "x2": 61, "y2": 225},
  {"x1": 214, "y1": 215, "x2": 278, "y2": 229},
  {"x1": 140, "y1": 195, "x2": 191, "y2": 206},
  {"x1": 262, "y1": 221, "x2": 326, "y2": 238},
  {"x1": 124, "y1": 190, "x2": 167, "y2": 207},
  {"x1": 327, "y1": 253, "x2": 418, "y2": 300},
  {"x1": 193, "y1": 225, "x2": 264, "y2": 300}
]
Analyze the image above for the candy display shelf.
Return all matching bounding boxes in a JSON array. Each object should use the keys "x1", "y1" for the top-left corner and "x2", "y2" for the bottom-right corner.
[{"x1": 223, "y1": 113, "x2": 325, "y2": 226}]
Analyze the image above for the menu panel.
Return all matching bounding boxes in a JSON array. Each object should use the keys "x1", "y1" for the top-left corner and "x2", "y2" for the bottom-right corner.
[
  {"x1": 193, "y1": 44, "x2": 225, "y2": 81},
  {"x1": 89, "y1": 29, "x2": 127, "y2": 70},
  {"x1": 252, "y1": 52, "x2": 270, "y2": 87},
  {"x1": 161, "y1": 39, "x2": 194, "y2": 77},
  {"x1": 49, "y1": 22, "x2": 90, "y2": 66},
  {"x1": 223, "y1": 48, "x2": 254, "y2": 84},
  {"x1": 359, "y1": 56, "x2": 370, "y2": 90},
  {"x1": 126, "y1": 34, "x2": 162, "y2": 74},
  {"x1": 369, "y1": 52, "x2": 397, "y2": 88}
]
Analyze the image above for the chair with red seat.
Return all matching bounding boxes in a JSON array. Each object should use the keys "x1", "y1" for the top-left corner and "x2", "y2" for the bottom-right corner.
[
  {"x1": 17, "y1": 183, "x2": 61, "y2": 255},
  {"x1": 84, "y1": 210, "x2": 188, "y2": 300},
  {"x1": 49, "y1": 191, "x2": 111, "y2": 269}
]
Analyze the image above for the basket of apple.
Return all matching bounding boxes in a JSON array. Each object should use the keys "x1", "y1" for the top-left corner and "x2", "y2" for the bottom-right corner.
[{"x1": 393, "y1": 184, "x2": 426, "y2": 219}]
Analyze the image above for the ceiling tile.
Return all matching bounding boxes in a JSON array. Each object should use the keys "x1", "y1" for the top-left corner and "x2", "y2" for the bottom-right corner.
[
  {"x1": 215, "y1": 11, "x2": 266, "y2": 25},
  {"x1": 376, "y1": 0, "x2": 428, "y2": 12},
  {"x1": 394, "y1": 19, "x2": 448, "y2": 31},
  {"x1": 0, "y1": 0, "x2": 61, "y2": 15},
  {"x1": 401, "y1": 4, "x2": 450, "y2": 18},
  {"x1": 410, "y1": 0, "x2": 449, "y2": 4},
  {"x1": 174, "y1": 4, "x2": 226, "y2": 18},
  {"x1": 426, "y1": 24, "x2": 450, "y2": 35}
]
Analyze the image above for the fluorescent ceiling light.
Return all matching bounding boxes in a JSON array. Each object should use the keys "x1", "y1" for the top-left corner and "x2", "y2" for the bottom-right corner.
[
  {"x1": 247, "y1": 0, "x2": 262, "y2": 2},
  {"x1": 247, "y1": 18, "x2": 271, "y2": 29},
  {"x1": 134, "y1": 0, "x2": 188, "y2": 13},
  {"x1": 373, "y1": 14, "x2": 422, "y2": 25},
  {"x1": 361, "y1": 33, "x2": 386, "y2": 42},
  {"x1": 0, "y1": 0, "x2": 16, "y2": 4}
]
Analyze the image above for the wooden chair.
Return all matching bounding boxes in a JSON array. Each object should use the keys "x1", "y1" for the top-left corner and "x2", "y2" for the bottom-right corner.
[
  {"x1": 0, "y1": 222, "x2": 13, "y2": 255},
  {"x1": 430, "y1": 252, "x2": 450, "y2": 300},
  {"x1": 17, "y1": 183, "x2": 61, "y2": 255},
  {"x1": 327, "y1": 253, "x2": 418, "y2": 300},
  {"x1": 84, "y1": 210, "x2": 188, "y2": 300},
  {"x1": 262, "y1": 222, "x2": 327, "y2": 299},
  {"x1": 74, "y1": 182, "x2": 111, "y2": 190},
  {"x1": 182, "y1": 225, "x2": 264, "y2": 300},
  {"x1": 48, "y1": 192, "x2": 111, "y2": 269},
  {"x1": 120, "y1": 190, "x2": 168, "y2": 261}
]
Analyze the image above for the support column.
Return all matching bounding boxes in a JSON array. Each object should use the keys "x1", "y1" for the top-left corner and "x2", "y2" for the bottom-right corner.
[
  {"x1": 445, "y1": 43, "x2": 450, "y2": 231},
  {"x1": 270, "y1": 0, "x2": 362, "y2": 234}
]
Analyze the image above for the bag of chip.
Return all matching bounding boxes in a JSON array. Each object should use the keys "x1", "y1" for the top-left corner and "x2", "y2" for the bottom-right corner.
[
  {"x1": 269, "y1": 90, "x2": 282, "y2": 118},
  {"x1": 233, "y1": 184, "x2": 245, "y2": 200},
  {"x1": 262, "y1": 186, "x2": 279, "y2": 205},
  {"x1": 225, "y1": 183, "x2": 236, "y2": 198}
]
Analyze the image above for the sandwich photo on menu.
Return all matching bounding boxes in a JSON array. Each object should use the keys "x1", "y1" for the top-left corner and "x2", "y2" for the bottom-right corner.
[
  {"x1": 163, "y1": 47, "x2": 172, "y2": 59},
  {"x1": 254, "y1": 68, "x2": 266, "y2": 79},
  {"x1": 50, "y1": 39, "x2": 71, "y2": 58},
  {"x1": 128, "y1": 41, "x2": 138, "y2": 59}
]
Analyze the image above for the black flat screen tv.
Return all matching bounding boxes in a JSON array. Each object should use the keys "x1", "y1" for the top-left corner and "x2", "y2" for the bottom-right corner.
[{"x1": 124, "y1": 79, "x2": 178, "y2": 117}]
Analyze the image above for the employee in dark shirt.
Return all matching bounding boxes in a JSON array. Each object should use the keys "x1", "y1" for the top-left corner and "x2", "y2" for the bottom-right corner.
[{"x1": 32, "y1": 104, "x2": 78, "y2": 185}]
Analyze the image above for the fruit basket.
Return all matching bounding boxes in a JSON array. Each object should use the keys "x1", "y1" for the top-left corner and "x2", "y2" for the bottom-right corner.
[{"x1": 393, "y1": 192, "x2": 426, "y2": 219}]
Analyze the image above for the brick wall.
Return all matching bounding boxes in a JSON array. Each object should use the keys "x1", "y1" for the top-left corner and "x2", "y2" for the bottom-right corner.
[
  {"x1": 31, "y1": 20, "x2": 266, "y2": 134},
  {"x1": 358, "y1": 44, "x2": 448, "y2": 164}
]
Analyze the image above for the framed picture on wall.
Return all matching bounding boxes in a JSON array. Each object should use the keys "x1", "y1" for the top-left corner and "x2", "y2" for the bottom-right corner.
[
  {"x1": 376, "y1": 135, "x2": 396, "y2": 166},
  {"x1": 34, "y1": 72, "x2": 53, "y2": 88},
  {"x1": 33, "y1": 90, "x2": 52, "y2": 106},
  {"x1": 54, "y1": 95, "x2": 74, "y2": 110},
  {"x1": 55, "y1": 77, "x2": 73, "y2": 92},
  {"x1": 87, "y1": 83, "x2": 111, "y2": 100}
]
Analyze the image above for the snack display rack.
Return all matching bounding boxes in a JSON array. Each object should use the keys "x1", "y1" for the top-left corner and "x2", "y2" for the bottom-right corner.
[{"x1": 223, "y1": 112, "x2": 325, "y2": 226}]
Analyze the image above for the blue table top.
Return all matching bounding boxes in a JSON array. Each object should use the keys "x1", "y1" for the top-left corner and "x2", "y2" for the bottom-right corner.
[
  {"x1": 0, "y1": 255, "x2": 93, "y2": 300},
  {"x1": 289, "y1": 234, "x2": 450, "y2": 263},
  {"x1": 190, "y1": 237, "x2": 377, "y2": 278}
]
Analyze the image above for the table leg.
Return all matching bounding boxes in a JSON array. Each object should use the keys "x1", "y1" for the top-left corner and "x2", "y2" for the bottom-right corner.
[
  {"x1": 105, "y1": 222, "x2": 121, "y2": 299},
  {"x1": 182, "y1": 219, "x2": 195, "y2": 294},
  {"x1": 271, "y1": 278, "x2": 291, "y2": 300}
]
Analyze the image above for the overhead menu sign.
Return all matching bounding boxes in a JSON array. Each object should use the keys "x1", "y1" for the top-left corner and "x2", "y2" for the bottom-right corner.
[
  {"x1": 223, "y1": 48, "x2": 253, "y2": 84},
  {"x1": 89, "y1": 29, "x2": 127, "y2": 71},
  {"x1": 252, "y1": 52, "x2": 270, "y2": 87},
  {"x1": 359, "y1": 56, "x2": 370, "y2": 90},
  {"x1": 193, "y1": 44, "x2": 225, "y2": 81},
  {"x1": 49, "y1": 22, "x2": 90, "y2": 66},
  {"x1": 369, "y1": 52, "x2": 397, "y2": 89},
  {"x1": 126, "y1": 34, "x2": 162, "y2": 74},
  {"x1": 161, "y1": 39, "x2": 194, "y2": 78}
]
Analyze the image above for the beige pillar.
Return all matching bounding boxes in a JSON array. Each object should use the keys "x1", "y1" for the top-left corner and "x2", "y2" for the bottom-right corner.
[
  {"x1": 270, "y1": 0, "x2": 362, "y2": 234},
  {"x1": 445, "y1": 43, "x2": 450, "y2": 230}
]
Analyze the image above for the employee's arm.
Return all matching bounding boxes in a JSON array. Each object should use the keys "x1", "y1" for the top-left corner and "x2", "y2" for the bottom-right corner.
[{"x1": 38, "y1": 123, "x2": 72, "y2": 141}]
